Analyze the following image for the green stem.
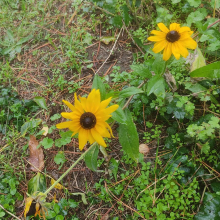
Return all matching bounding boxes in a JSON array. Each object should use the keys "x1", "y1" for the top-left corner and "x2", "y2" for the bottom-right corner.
[{"x1": 44, "y1": 142, "x2": 96, "y2": 195}]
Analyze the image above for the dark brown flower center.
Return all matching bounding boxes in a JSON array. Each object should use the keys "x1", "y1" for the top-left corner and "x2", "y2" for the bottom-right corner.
[
  {"x1": 166, "y1": 31, "x2": 180, "y2": 43},
  {"x1": 80, "y1": 112, "x2": 96, "y2": 129}
]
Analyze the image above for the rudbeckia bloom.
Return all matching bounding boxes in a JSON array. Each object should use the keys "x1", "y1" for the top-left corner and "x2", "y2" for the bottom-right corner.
[
  {"x1": 147, "y1": 23, "x2": 197, "y2": 61},
  {"x1": 56, "y1": 89, "x2": 119, "y2": 150}
]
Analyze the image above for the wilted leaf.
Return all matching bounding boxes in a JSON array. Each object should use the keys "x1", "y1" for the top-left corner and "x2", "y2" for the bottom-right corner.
[
  {"x1": 41, "y1": 126, "x2": 48, "y2": 136},
  {"x1": 28, "y1": 135, "x2": 44, "y2": 171},
  {"x1": 100, "y1": 36, "x2": 115, "y2": 45},
  {"x1": 51, "y1": 178, "x2": 64, "y2": 190}
]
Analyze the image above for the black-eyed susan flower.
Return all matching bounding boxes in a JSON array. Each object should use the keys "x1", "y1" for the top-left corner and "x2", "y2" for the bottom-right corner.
[
  {"x1": 56, "y1": 89, "x2": 119, "y2": 150},
  {"x1": 148, "y1": 23, "x2": 197, "y2": 61}
]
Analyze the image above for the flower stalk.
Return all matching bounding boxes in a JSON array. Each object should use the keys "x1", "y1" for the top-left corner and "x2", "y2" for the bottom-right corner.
[{"x1": 44, "y1": 142, "x2": 97, "y2": 195}]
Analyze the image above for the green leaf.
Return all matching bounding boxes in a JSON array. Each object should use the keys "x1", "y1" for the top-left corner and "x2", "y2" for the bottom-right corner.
[
  {"x1": 33, "y1": 96, "x2": 48, "y2": 110},
  {"x1": 187, "y1": 83, "x2": 218, "y2": 104},
  {"x1": 56, "y1": 215, "x2": 64, "y2": 220},
  {"x1": 41, "y1": 137, "x2": 54, "y2": 149},
  {"x1": 190, "y1": 61, "x2": 220, "y2": 78},
  {"x1": 92, "y1": 75, "x2": 106, "y2": 100},
  {"x1": 54, "y1": 151, "x2": 66, "y2": 169},
  {"x1": 118, "y1": 109, "x2": 139, "y2": 162},
  {"x1": 16, "y1": 35, "x2": 33, "y2": 45},
  {"x1": 54, "y1": 203, "x2": 60, "y2": 214},
  {"x1": 172, "y1": 0, "x2": 181, "y2": 3},
  {"x1": 50, "y1": 113, "x2": 61, "y2": 121},
  {"x1": 111, "y1": 106, "x2": 127, "y2": 124},
  {"x1": 28, "y1": 172, "x2": 47, "y2": 195},
  {"x1": 0, "y1": 212, "x2": 5, "y2": 218},
  {"x1": 147, "y1": 75, "x2": 166, "y2": 98},
  {"x1": 121, "y1": 5, "x2": 132, "y2": 25},
  {"x1": 84, "y1": 144, "x2": 99, "y2": 171},
  {"x1": 130, "y1": 64, "x2": 152, "y2": 78},
  {"x1": 187, "y1": 8, "x2": 207, "y2": 26},
  {"x1": 109, "y1": 158, "x2": 119, "y2": 181},
  {"x1": 187, "y1": 0, "x2": 201, "y2": 7},
  {"x1": 119, "y1": 87, "x2": 143, "y2": 98},
  {"x1": 191, "y1": 48, "x2": 206, "y2": 72},
  {"x1": 152, "y1": 55, "x2": 166, "y2": 75},
  {"x1": 21, "y1": 119, "x2": 42, "y2": 136},
  {"x1": 195, "y1": 192, "x2": 220, "y2": 219},
  {"x1": 71, "y1": 192, "x2": 88, "y2": 205},
  {"x1": 100, "y1": 36, "x2": 115, "y2": 45},
  {"x1": 111, "y1": 15, "x2": 123, "y2": 28}
]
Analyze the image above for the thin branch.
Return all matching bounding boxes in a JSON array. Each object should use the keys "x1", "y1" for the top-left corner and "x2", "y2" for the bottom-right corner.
[
  {"x1": 0, "y1": 203, "x2": 21, "y2": 220},
  {"x1": 94, "y1": 27, "x2": 123, "y2": 75}
]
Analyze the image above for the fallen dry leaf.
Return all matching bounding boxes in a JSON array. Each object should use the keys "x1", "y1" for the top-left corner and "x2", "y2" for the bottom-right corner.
[
  {"x1": 139, "y1": 144, "x2": 150, "y2": 155},
  {"x1": 28, "y1": 135, "x2": 44, "y2": 171}
]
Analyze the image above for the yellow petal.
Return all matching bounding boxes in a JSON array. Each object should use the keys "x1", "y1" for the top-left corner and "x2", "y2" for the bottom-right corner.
[
  {"x1": 74, "y1": 93, "x2": 84, "y2": 114},
  {"x1": 61, "y1": 112, "x2": 77, "y2": 120},
  {"x1": 105, "y1": 122, "x2": 114, "y2": 137},
  {"x1": 87, "y1": 89, "x2": 101, "y2": 113},
  {"x1": 78, "y1": 128, "x2": 88, "y2": 150},
  {"x1": 104, "y1": 104, "x2": 119, "y2": 115},
  {"x1": 62, "y1": 100, "x2": 75, "y2": 112},
  {"x1": 79, "y1": 97, "x2": 88, "y2": 112},
  {"x1": 69, "y1": 122, "x2": 81, "y2": 132},
  {"x1": 24, "y1": 197, "x2": 34, "y2": 218},
  {"x1": 180, "y1": 38, "x2": 197, "y2": 49},
  {"x1": 163, "y1": 43, "x2": 172, "y2": 61},
  {"x1": 171, "y1": 43, "x2": 180, "y2": 60},
  {"x1": 150, "y1": 30, "x2": 166, "y2": 37},
  {"x1": 56, "y1": 121, "x2": 73, "y2": 129},
  {"x1": 176, "y1": 42, "x2": 189, "y2": 58},
  {"x1": 148, "y1": 36, "x2": 165, "y2": 42},
  {"x1": 88, "y1": 130, "x2": 96, "y2": 144},
  {"x1": 152, "y1": 40, "x2": 168, "y2": 53},
  {"x1": 169, "y1": 23, "x2": 180, "y2": 31},
  {"x1": 91, "y1": 128, "x2": 107, "y2": 147},
  {"x1": 179, "y1": 26, "x2": 191, "y2": 33},
  {"x1": 158, "y1": 23, "x2": 169, "y2": 33}
]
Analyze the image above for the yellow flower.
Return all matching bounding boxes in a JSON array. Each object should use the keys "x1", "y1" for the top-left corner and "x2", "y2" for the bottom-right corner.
[
  {"x1": 147, "y1": 23, "x2": 197, "y2": 61},
  {"x1": 56, "y1": 89, "x2": 119, "y2": 150}
]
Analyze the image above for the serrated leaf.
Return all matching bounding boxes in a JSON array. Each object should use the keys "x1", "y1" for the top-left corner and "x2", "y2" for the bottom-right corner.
[
  {"x1": 130, "y1": 64, "x2": 152, "y2": 78},
  {"x1": 191, "y1": 48, "x2": 206, "y2": 72},
  {"x1": 21, "y1": 119, "x2": 42, "y2": 135},
  {"x1": 100, "y1": 36, "x2": 115, "y2": 45},
  {"x1": 119, "y1": 87, "x2": 143, "y2": 98},
  {"x1": 187, "y1": 83, "x2": 218, "y2": 104},
  {"x1": 187, "y1": 0, "x2": 201, "y2": 7},
  {"x1": 28, "y1": 172, "x2": 47, "y2": 195},
  {"x1": 33, "y1": 96, "x2": 48, "y2": 110},
  {"x1": 190, "y1": 61, "x2": 220, "y2": 78},
  {"x1": 152, "y1": 55, "x2": 166, "y2": 75},
  {"x1": 92, "y1": 75, "x2": 106, "y2": 100},
  {"x1": 41, "y1": 137, "x2": 54, "y2": 149},
  {"x1": 147, "y1": 75, "x2": 166, "y2": 98},
  {"x1": 118, "y1": 109, "x2": 139, "y2": 162},
  {"x1": 54, "y1": 151, "x2": 66, "y2": 169},
  {"x1": 195, "y1": 193, "x2": 220, "y2": 219},
  {"x1": 111, "y1": 106, "x2": 127, "y2": 124},
  {"x1": 84, "y1": 144, "x2": 99, "y2": 171}
]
